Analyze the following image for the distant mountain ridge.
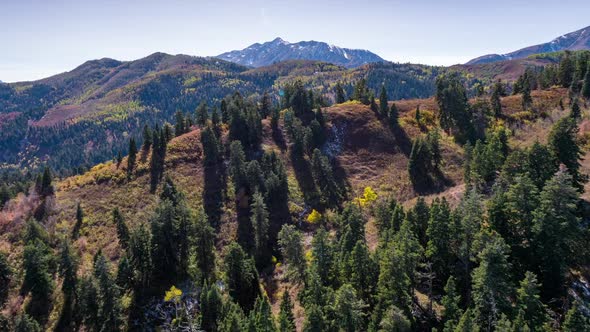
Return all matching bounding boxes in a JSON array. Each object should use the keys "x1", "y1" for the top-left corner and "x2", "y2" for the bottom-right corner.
[
  {"x1": 216, "y1": 37, "x2": 385, "y2": 68},
  {"x1": 467, "y1": 25, "x2": 590, "y2": 65}
]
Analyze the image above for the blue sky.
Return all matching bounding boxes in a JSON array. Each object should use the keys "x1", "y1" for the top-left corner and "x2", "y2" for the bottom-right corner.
[{"x1": 1, "y1": 0, "x2": 589, "y2": 82}]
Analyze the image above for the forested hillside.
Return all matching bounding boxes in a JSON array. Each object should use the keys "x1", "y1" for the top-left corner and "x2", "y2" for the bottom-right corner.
[{"x1": 1, "y1": 48, "x2": 590, "y2": 331}]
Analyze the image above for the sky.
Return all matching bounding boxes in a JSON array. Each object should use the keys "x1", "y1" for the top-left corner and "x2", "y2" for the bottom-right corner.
[{"x1": 1, "y1": 0, "x2": 590, "y2": 82}]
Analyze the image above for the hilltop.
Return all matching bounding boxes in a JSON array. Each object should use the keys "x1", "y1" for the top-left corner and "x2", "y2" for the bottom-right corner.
[
  {"x1": 467, "y1": 25, "x2": 590, "y2": 64},
  {"x1": 217, "y1": 37, "x2": 385, "y2": 68}
]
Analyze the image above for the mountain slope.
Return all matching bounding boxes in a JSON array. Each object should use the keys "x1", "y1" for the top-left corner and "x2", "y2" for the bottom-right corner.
[
  {"x1": 467, "y1": 25, "x2": 590, "y2": 64},
  {"x1": 217, "y1": 37, "x2": 385, "y2": 68}
]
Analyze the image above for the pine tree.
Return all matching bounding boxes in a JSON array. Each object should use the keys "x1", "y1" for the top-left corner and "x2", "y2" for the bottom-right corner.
[
  {"x1": 251, "y1": 192, "x2": 270, "y2": 267},
  {"x1": 39, "y1": 166, "x2": 54, "y2": 197},
  {"x1": 278, "y1": 290, "x2": 296, "y2": 332},
  {"x1": 559, "y1": 51, "x2": 575, "y2": 88},
  {"x1": 389, "y1": 103, "x2": 399, "y2": 128},
  {"x1": 224, "y1": 242, "x2": 260, "y2": 311},
  {"x1": 0, "y1": 251, "x2": 11, "y2": 306},
  {"x1": 200, "y1": 282, "x2": 223, "y2": 331},
  {"x1": 426, "y1": 197, "x2": 452, "y2": 282},
  {"x1": 260, "y1": 92, "x2": 272, "y2": 118},
  {"x1": 22, "y1": 239, "x2": 54, "y2": 317},
  {"x1": 522, "y1": 73, "x2": 532, "y2": 110},
  {"x1": 221, "y1": 99, "x2": 230, "y2": 124},
  {"x1": 515, "y1": 271, "x2": 547, "y2": 331},
  {"x1": 379, "y1": 85, "x2": 389, "y2": 117},
  {"x1": 548, "y1": 116, "x2": 586, "y2": 191},
  {"x1": 278, "y1": 224, "x2": 306, "y2": 282},
  {"x1": 471, "y1": 232, "x2": 513, "y2": 330},
  {"x1": 129, "y1": 223, "x2": 152, "y2": 288},
  {"x1": 113, "y1": 208, "x2": 129, "y2": 248},
  {"x1": 334, "y1": 284, "x2": 366, "y2": 332},
  {"x1": 142, "y1": 124, "x2": 153, "y2": 151},
  {"x1": 72, "y1": 202, "x2": 84, "y2": 239},
  {"x1": 93, "y1": 253, "x2": 123, "y2": 331},
  {"x1": 303, "y1": 304, "x2": 325, "y2": 332},
  {"x1": 78, "y1": 275, "x2": 99, "y2": 330},
  {"x1": 116, "y1": 254, "x2": 134, "y2": 290},
  {"x1": 57, "y1": 240, "x2": 78, "y2": 330},
  {"x1": 379, "y1": 305, "x2": 411, "y2": 332},
  {"x1": 14, "y1": 314, "x2": 42, "y2": 332},
  {"x1": 436, "y1": 73, "x2": 475, "y2": 144},
  {"x1": 532, "y1": 169, "x2": 581, "y2": 297},
  {"x1": 455, "y1": 309, "x2": 478, "y2": 332},
  {"x1": 491, "y1": 80, "x2": 504, "y2": 117},
  {"x1": 442, "y1": 276, "x2": 461, "y2": 332},
  {"x1": 335, "y1": 82, "x2": 347, "y2": 104},
  {"x1": 196, "y1": 102, "x2": 209, "y2": 126},
  {"x1": 311, "y1": 149, "x2": 342, "y2": 207},
  {"x1": 194, "y1": 207, "x2": 216, "y2": 282},
  {"x1": 570, "y1": 98, "x2": 581, "y2": 119},
  {"x1": 582, "y1": 62, "x2": 590, "y2": 99},
  {"x1": 415, "y1": 105, "x2": 421, "y2": 126},
  {"x1": 174, "y1": 111, "x2": 186, "y2": 136},
  {"x1": 348, "y1": 241, "x2": 378, "y2": 305},
  {"x1": 563, "y1": 302, "x2": 590, "y2": 332},
  {"x1": 311, "y1": 228, "x2": 334, "y2": 285}
]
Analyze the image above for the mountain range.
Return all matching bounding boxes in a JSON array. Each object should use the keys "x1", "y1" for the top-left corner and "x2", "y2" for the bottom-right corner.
[
  {"x1": 467, "y1": 25, "x2": 590, "y2": 65},
  {"x1": 217, "y1": 37, "x2": 384, "y2": 68}
]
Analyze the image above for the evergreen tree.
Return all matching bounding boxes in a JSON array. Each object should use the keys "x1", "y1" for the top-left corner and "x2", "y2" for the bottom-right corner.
[
  {"x1": 311, "y1": 228, "x2": 334, "y2": 285},
  {"x1": 303, "y1": 304, "x2": 325, "y2": 332},
  {"x1": 335, "y1": 82, "x2": 347, "y2": 104},
  {"x1": 278, "y1": 224, "x2": 306, "y2": 282},
  {"x1": 196, "y1": 102, "x2": 209, "y2": 126},
  {"x1": 0, "y1": 251, "x2": 11, "y2": 306},
  {"x1": 278, "y1": 290, "x2": 296, "y2": 332},
  {"x1": 348, "y1": 241, "x2": 378, "y2": 305},
  {"x1": 200, "y1": 282, "x2": 223, "y2": 331},
  {"x1": 39, "y1": 166, "x2": 54, "y2": 197},
  {"x1": 334, "y1": 284, "x2": 366, "y2": 332},
  {"x1": 436, "y1": 73, "x2": 475, "y2": 144},
  {"x1": 456, "y1": 190, "x2": 483, "y2": 302},
  {"x1": 113, "y1": 208, "x2": 129, "y2": 249},
  {"x1": 525, "y1": 141, "x2": 558, "y2": 189},
  {"x1": 224, "y1": 242, "x2": 260, "y2": 311},
  {"x1": 548, "y1": 116, "x2": 586, "y2": 191},
  {"x1": 426, "y1": 197, "x2": 452, "y2": 283},
  {"x1": 389, "y1": 103, "x2": 399, "y2": 128},
  {"x1": 471, "y1": 232, "x2": 513, "y2": 330},
  {"x1": 58, "y1": 240, "x2": 78, "y2": 330},
  {"x1": 582, "y1": 62, "x2": 590, "y2": 99},
  {"x1": 127, "y1": 137, "x2": 137, "y2": 178},
  {"x1": 22, "y1": 239, "x2": 54, "y2": 318},
  {"x1": 78, "y1": 275, "x2": 99, "y2": 330},
  {"x1": 251, "y1": 192, "x2": 270, "y2": 267},
  {"x1": 129, "y1": 223, "x2": 153, "y2": 288},
  {"x1": 72, "y1": 202, "x2": 84, "y2": 239},
  {"x1": 570, "y1": 98, "x2": 581, "y2": 119},
  {"x1": 221, "y1": 99, "x2": 230, "y2": 124},
  {"x1": 516, "y1": 272, "x2": 547, "y2": 331},
  {"x1": 260, "y1": 92, "x2": 272, "y2": 118},
  {"x1": 442, "y1": 276, "x2": 461, "y2": 332},
  {"x1": 116, "y1": 254, "x2": 134, "y2": 290},
  {"x1": 93, "y1": 253, "x2": 123, "y2": 332},
  {"x1": 142, "y1": 124, "x2": 153, "y2": 151},
  {"x1": 521, "y1": 73, "x2": 533, "y2": 110},
  {"x1": 563, "y1": 302, "x2": 590, "y2": 332},
  {"x1": 311, "y1": 149, "x2": 342, "y2": 207},
  {"x1": 193, "y1": 207, "x2": 216, "y2": 282},
  {"x1": 352, "y1": 79, "x2": 371, "y2": 104},
  {"x1": 532, "y1": 170, "x2": 581, "y2": 297},
  {"x1": 455, "y1": 309, "x2": 478, "y2": 332},
  {"x1": 408, "y1": 137, "x2": 432, "y2": 190},
  {"x1": 379, "y1": 305, "x2": 411, "y2": 332},
  {"x1": 174, "y1": 110, "x2": 186, "y2": 137},
  {"x1": 491, "y1": 80, "x2": 504, "y2": 117},
  {"x1": 14, "y1": 314, "x2": 42, "y2": 332},
  {"x1": 559, "y1": 51, "x2": 575, "y2": 88},
  {"x1": 250, "y1": 296, "x2": 277, "y2": 332},
  {"x1": 379, "y1": 85, "x2": 389, "y2": 117}
]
